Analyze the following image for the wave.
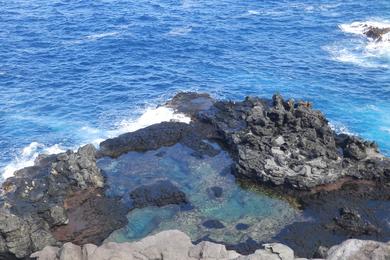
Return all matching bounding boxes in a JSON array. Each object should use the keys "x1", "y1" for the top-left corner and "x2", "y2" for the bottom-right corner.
[
  {"x1": 2, "y1": 142, "x2": 65, "y2": 180},
  {"x1": 167, "y1": 26, "x2": 192, "y2": 36},
  {"x1": 1, "y1": 106, "x2": 190, "y2": 180},
  {"x1": 85, "y1": 31, "x2": 119, "y2": 40},
  {"x1": 325, "y1": 20, "x2": 390, "y2": 69},
  {"x1": 329, "y1": 121, "x2": 356, "y2": 136}
]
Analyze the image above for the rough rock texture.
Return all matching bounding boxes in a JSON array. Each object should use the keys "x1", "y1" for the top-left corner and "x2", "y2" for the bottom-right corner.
[
  {"x1": 99, "y1": 122, "x2": 220, "y2": 158},
  {"x1": 129, "y1": 180, "x2": 188, "y2": 208},
  {"x1": 3, "y1": 92, "x2": 390, "y2": 259},
  {"x1": 31, "y1": 230, "x2": 390, "y2": 260},
  {"x1": 172, "y1": 93, "x2": 390, "y2": 190},
  {"x1": 363, "y1": 26, "x2": 390, "y2": 41},
  {"x1": 0, "y1": 145, "x2": 127, "y2": 258}
]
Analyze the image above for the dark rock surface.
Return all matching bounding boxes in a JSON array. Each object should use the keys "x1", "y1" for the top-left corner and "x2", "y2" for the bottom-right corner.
[
  {"x1": 331, "y1": 207, "x2": 380, "y2": 236},
  {"x1": 209, "y1": 186, "x2": 223, "y2": 198},
  {"x1": 274, "y1": 181, "x2": 390, "y2": 257},
  {"x1": 99, "y1": 122, "x2": 220, "y2": 158},
  {"x1": 235, "y1": 223, "x2": 250, "y2": 230},
  {"x1": 129, "y1": 180, "x2": 188, "y2": 208},
  {"x1": 2, "y1": 92, "x2": 390, "y2": 258},
  {"x1": 202, "y1": 219, "x2": 225, "y2": 229},
  {"x1": 167, "y1": 92, "x2": 390, "y2": 190},
  {"x1": 363, "y1": 26, "x2": 390, "y2": 41},
  {"x1": 0, "y1": 145, "x2": 127, "y2": 258}
]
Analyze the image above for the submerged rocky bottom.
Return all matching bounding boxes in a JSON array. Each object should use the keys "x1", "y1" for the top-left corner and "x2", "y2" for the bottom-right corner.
[{"x1": 98, "y1": 143, "x2": 299, "y2": 245}]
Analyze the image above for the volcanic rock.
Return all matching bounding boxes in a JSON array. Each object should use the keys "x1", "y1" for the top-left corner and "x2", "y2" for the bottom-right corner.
[{"x1": 129, "y1": 180, "x2": 188, "y2": 208}]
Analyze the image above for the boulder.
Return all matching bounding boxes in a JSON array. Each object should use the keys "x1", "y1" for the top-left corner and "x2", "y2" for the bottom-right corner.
[{"x1": 326, "y1": 239, "x2": 390, "y2": 260}]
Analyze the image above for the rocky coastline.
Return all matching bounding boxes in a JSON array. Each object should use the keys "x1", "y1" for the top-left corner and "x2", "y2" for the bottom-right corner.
[{"x1": 0, "y1": 92, "x2": 389, "y2": 259}]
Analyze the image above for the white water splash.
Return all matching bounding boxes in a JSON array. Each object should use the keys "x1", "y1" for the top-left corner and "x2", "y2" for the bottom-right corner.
[
  {"x1": 2, "y1": 142, "x2": 65, "y2": 180},
  {"x1": 325, "y1": 20, "x2": 390, "y2": 69},
  {"x1": 1, "y1": 106, "x2": 191, "y2": 180}
]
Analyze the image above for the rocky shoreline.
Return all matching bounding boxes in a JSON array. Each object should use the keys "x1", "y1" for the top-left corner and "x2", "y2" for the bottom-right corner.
[
  {"x1": 31, "y1": 230, "x2": 390, "y2": 260},
  {"x1": 0, "y1": 92, "x2": 389, "y2": 259}
]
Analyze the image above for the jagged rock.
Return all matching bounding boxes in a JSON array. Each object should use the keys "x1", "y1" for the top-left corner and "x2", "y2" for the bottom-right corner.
[
  {"x1": 364, "y1": 26, "x2": 390, "y2": 41},
  {"x1": 0, "y1": 144, "x2": 124, "y2": 258},
  {"x1": 129, "y1": 180, "x2": 188, "y2": 208}
]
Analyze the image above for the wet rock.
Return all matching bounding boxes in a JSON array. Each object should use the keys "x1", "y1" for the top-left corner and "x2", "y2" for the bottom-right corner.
[
  {"x1": 332, "y1": 207, "x2": 380, "y2": 236},
  {"x1": 209, "y1": 186, "x2": 223, "y2": 198},
  {"x1": 0, "y1": 144, "x2": 120, "y2": 258},
  {"x1": 129, "y1": 180, "x2": 188, "y2": 208},
  {"x1": 236, "y1": 223, "x2": 250, "y2": 230},
  {"x1": 99, "y1": 121, "x2": 220, "y2": 158},
  {"x1": 364, "y1": 26, "x2": 390, "y2": 41},
  {"x1": 99, "y1": 122, "x2": 192, "y2": 157},
  {"x1": 202, "y1": 219, "x2": 225, "y2": 229}
]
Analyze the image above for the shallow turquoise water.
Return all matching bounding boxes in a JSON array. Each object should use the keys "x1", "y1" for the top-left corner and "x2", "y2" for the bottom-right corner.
[
  {"x1": 98, "y1": 144, "x2": 299, "y2": 244},
  {"x1": 1, "y1": 0, "x2": 390, "y2": 178}
]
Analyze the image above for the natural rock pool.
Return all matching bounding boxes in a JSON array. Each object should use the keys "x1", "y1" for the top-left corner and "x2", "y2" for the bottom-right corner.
[{"x1": 98, "y1": 143, "x2": 300, "y2": 245}]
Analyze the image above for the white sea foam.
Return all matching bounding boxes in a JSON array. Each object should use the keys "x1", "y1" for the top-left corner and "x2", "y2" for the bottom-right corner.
[
  {"x1": 2, "y1": 142, "x2": 65, "y2": 180},
  {"x1": 329, "y1": 121, "x2": 356, "y2": 136},
  {"x1": 325, "y1": 20, "x2": 390, "y2": 69},
  {"x1": 1, "y1": 106, "x2": 190, "y2": 180},
  {"x1": 167, "y1": 26, "x2": 192, "y2": 36},
  {"x1": 86, "y1": 31, "x2": 119, "y2": 40},
  {"x1": 107, "y1": 106, "x2": 191, "y2": 138}
]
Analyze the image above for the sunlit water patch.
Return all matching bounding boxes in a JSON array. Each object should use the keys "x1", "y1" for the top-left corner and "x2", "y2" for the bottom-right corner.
[{"x1": 98, "y1": 143, "x2": 299, "y2": 244}]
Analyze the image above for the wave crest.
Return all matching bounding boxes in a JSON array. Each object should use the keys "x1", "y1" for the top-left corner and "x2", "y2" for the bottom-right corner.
[{"x1": 325, "y1": 20, "x2": 390, "y2": 69}]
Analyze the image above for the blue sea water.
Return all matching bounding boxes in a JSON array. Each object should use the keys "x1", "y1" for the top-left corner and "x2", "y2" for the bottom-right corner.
[{"x1": 1, "y1": 0, "x2": 390, "y2": 178}]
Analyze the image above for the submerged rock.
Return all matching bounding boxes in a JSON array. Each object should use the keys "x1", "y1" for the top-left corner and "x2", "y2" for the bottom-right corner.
[
  {"x1": 332, "y1": 207, "x2": 380, "y2": 236},
  {"x1": 209, "y1": 186, "x2": 223, "y2": 198},
  {"x1": 202, "y1": 219, "x2": 225, "y2": 229},
  {"x1": 236, "y1": 223, "x2": 250, "y2": 230},
  {"x1": 129, "y1": 180, "x2": 188, "y2": 208}
]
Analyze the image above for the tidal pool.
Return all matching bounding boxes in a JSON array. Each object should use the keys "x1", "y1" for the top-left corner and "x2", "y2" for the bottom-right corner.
[{"x1": 98, "y1": 143, "x2": 300, "y2": 244}]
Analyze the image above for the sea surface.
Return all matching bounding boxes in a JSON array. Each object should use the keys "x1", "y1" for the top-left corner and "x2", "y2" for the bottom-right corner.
[{"x1": 1, "y1": 1, "x2": 389, "y2": 182}]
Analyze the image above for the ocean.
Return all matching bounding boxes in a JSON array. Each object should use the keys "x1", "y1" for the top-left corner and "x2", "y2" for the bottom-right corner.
[{"x1": 1, "y1": 0, "x2": 390, "y2": 180}]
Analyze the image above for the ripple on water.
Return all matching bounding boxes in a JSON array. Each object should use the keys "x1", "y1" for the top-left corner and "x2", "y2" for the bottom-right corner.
[{"x1": 99, "y1": 143, "x2": 300, "y2": 244}]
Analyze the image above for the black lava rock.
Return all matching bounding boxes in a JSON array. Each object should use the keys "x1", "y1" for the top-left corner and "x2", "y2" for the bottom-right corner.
[
  {"x1": 130, "y1": 180, "x2": 188, "y2": 208},
  {"x1": 202, "y1": 219, "x2": 225, "y2": 229},
  {"x1": 235, "y1": 223, "x2": 250, "y2": 230}
]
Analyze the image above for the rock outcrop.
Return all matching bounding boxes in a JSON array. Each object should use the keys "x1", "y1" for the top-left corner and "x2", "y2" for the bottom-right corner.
[
  {"x1": 168, "y1": 92, "x2": 390, "y2": 190},
  {"x1": 363, "y1": 26, "x2": 390, "y2": 41},
  {"x1": 0, "y1": 145, "x2": 127, "y2": 258},
  {"x1": 31, "y1": 230, "x2": 390, "y2": 260},
  {"x1": 2, "y1": 92, "x2": 390, "y2": 258}
]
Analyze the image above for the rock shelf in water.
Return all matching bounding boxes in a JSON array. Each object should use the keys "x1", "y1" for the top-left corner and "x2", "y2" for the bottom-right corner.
[{"x1": 0, "y1": 92, "x2": 389, "y2": 259}]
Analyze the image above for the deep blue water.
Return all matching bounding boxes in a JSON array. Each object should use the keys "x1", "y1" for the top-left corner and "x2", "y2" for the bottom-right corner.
[{"x1": 1, "y1": 0, "x2": 390, "y2": 177}]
